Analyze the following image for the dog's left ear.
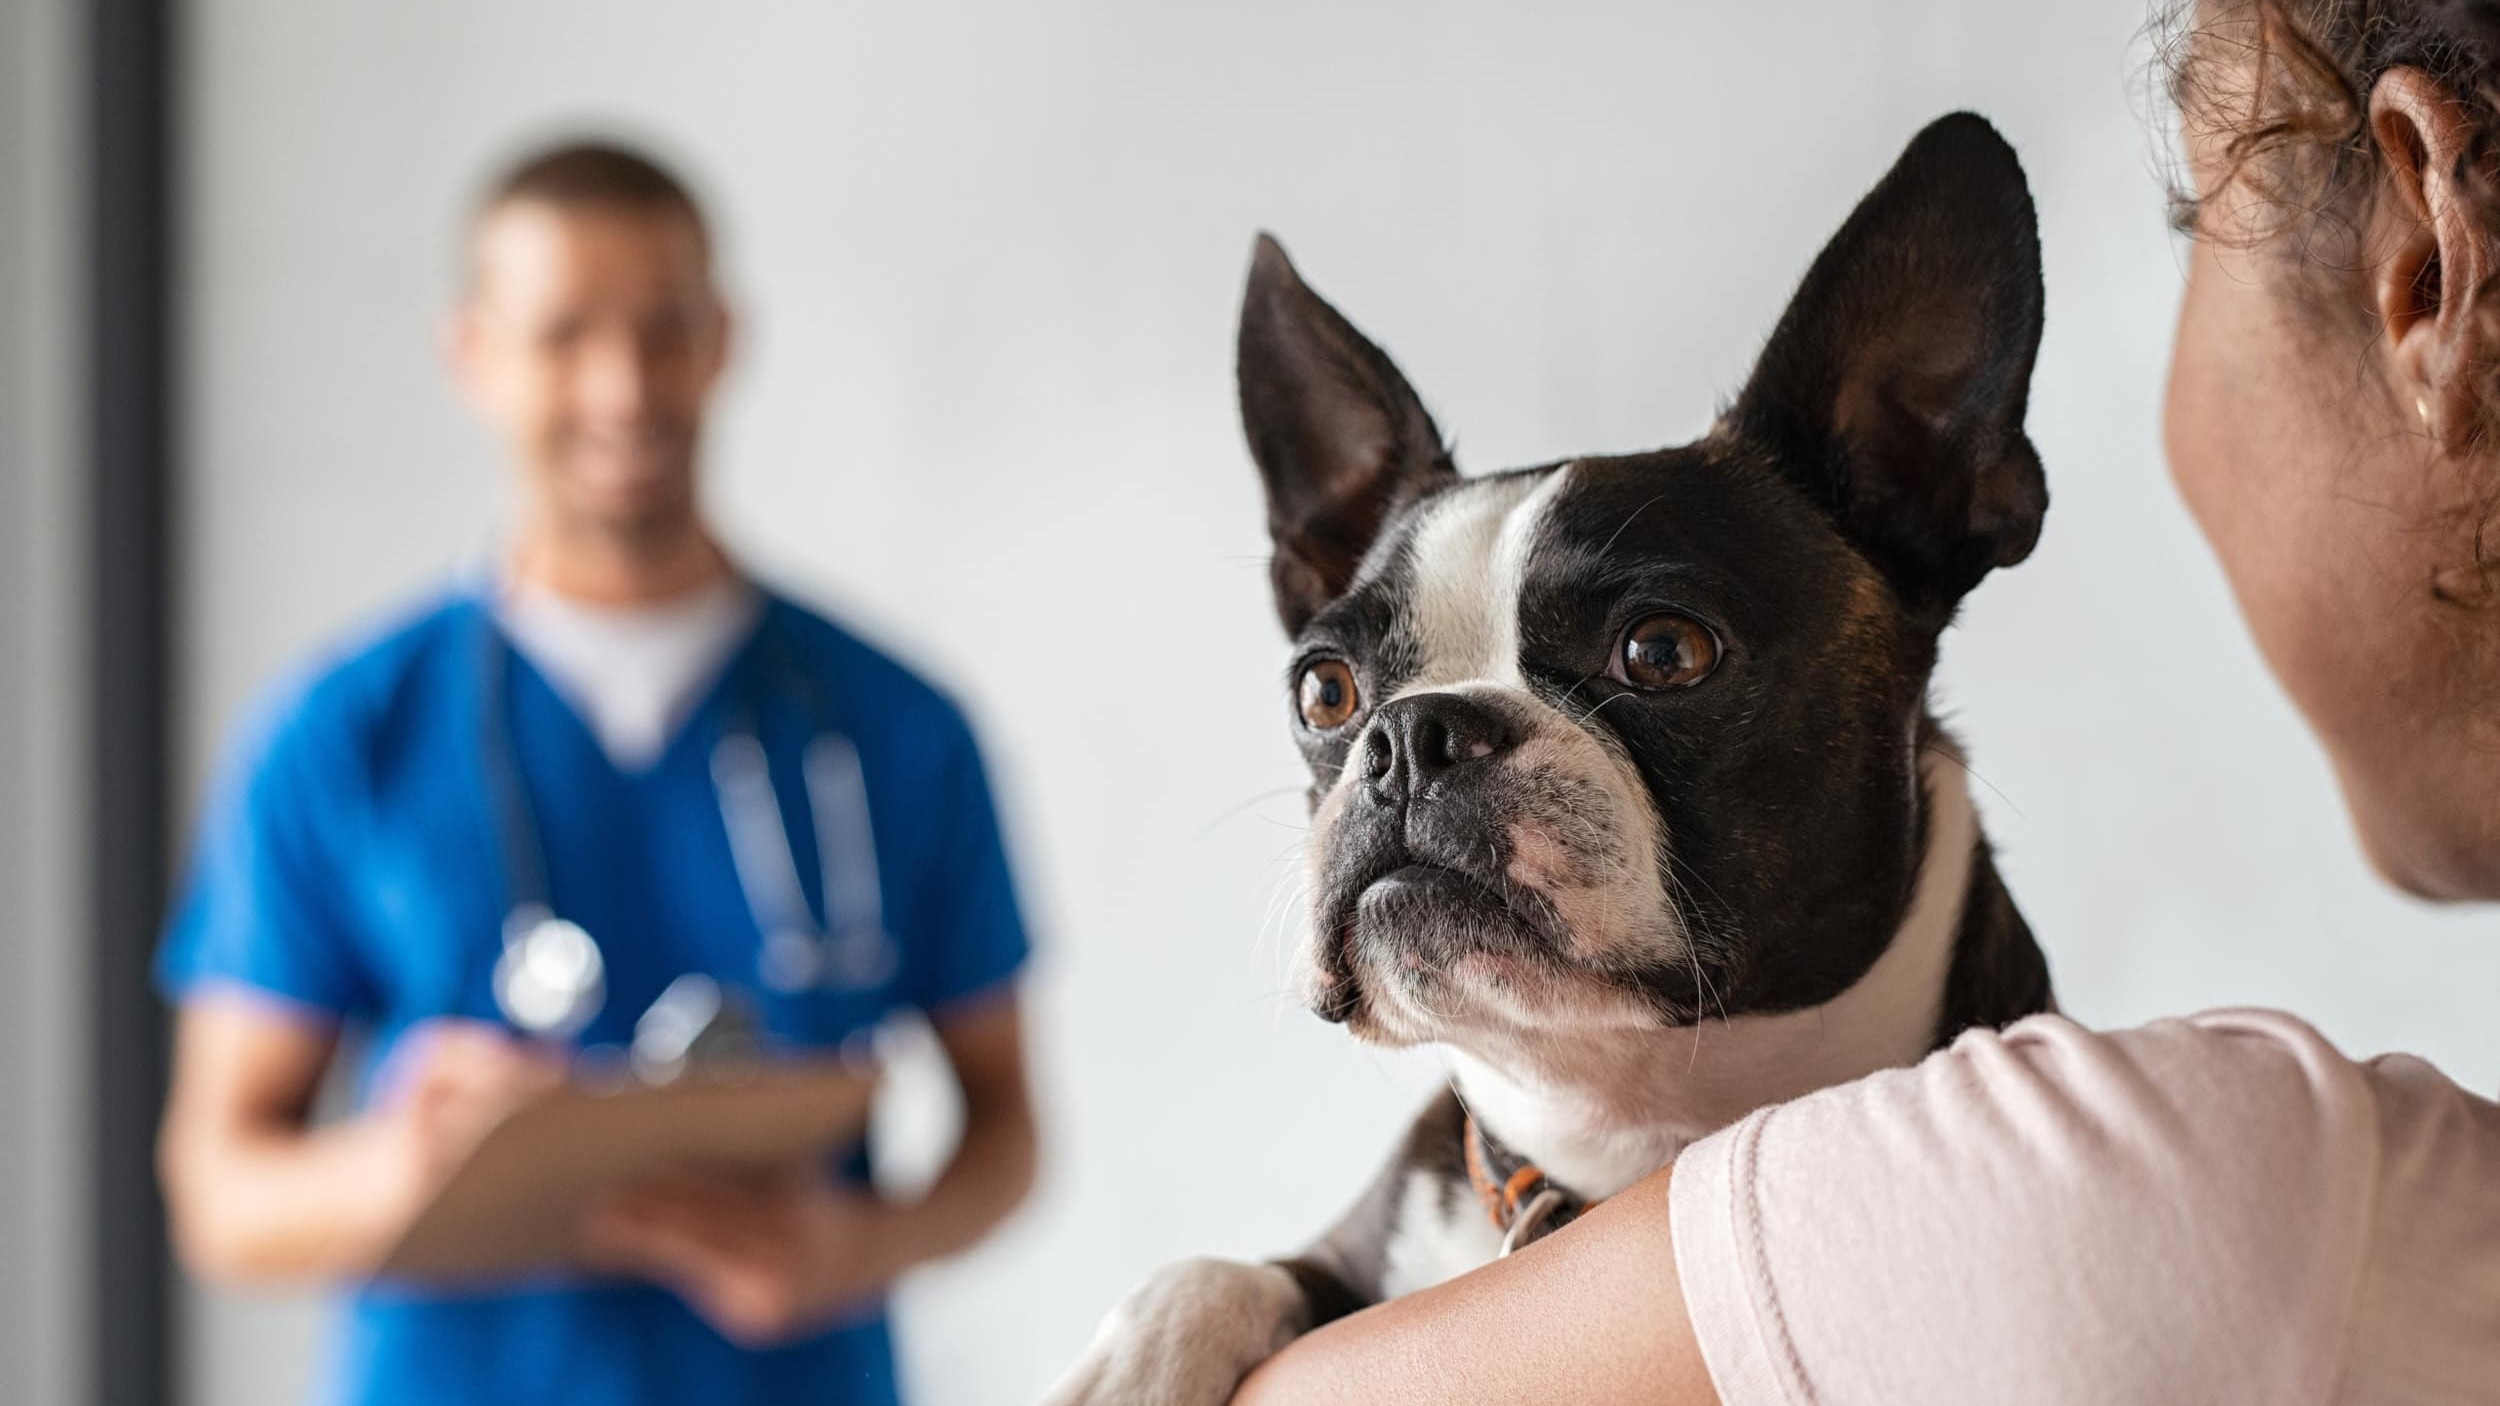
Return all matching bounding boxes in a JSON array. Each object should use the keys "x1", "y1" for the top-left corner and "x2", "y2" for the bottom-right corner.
[
  {"x1": 1730, "y1": 112, "x2": 2047, "y2": 611},
  {"x1": 1239, "y1": 234, "x2": 1457, "y2": 635}
]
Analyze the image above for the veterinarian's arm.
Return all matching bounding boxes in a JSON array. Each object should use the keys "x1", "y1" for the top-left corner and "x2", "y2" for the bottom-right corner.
[
  {"x1": 889, "y1": 991, "x2": 1041, "y2": 1259},
  {"x1": 158, "y1": 993, "x2": 560, "y2": 1282},
  {"x1": 1232, "y1": 1167, "x2": 1719, "y2": 1406}
]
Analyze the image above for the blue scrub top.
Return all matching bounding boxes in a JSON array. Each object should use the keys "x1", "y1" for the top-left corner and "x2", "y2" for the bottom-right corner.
[{"x1": 158, "y1": 581, "x2": 1033, "y2": 1406}]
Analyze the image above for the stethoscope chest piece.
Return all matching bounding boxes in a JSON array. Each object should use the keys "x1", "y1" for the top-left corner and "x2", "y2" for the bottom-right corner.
[{"x1": 494, "y1": 905, "x2": 605, "y2": 1040}]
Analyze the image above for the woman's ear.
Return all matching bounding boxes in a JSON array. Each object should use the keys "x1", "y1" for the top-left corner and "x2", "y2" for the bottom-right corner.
[{"x1": 2369, "y1": 67, "x2": 2492, "y2": 452}]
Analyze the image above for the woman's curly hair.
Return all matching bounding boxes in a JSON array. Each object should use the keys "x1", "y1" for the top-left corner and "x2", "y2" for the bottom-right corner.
[
  {"x1": 2164, "y1": 1, "x2": 2500, "y2": 239},
  {"x1": 2163, "y1": 0, "x2": 2500, "y2": 601}
]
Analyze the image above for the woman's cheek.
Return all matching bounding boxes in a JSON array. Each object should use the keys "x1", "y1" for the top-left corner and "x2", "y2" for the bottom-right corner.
[
  {"x1": 2164, "y1": 255, "x2": 2380, "y2": 744},
  {"x1": 2164, "y1": 260, "x2": 2280, "y2": 593}
]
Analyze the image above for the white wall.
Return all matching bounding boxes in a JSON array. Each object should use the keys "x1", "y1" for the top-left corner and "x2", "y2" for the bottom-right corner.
[
  {"x1": 180, "y1": 2, "x2": 2500, "y2": 1403},
  {"x1": 0, "y1": 0, "x2": 92, "y2": 1399}
]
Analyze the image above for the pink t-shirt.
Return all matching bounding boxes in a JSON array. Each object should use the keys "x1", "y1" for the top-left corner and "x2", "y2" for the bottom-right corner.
[{"x1": 1670, "y1": 1010, "x2": 2500, "y2": 1405}]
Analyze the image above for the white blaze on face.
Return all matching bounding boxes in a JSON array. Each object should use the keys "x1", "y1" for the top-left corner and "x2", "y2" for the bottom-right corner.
[{"x1": 1399, "y1": 469, "x2": 1573, "y2": 694}]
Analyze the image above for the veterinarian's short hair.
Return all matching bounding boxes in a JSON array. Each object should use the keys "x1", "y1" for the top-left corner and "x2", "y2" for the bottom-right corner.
[{"x1": 466, "y1": 139, "x2": 713, "y2": 279}]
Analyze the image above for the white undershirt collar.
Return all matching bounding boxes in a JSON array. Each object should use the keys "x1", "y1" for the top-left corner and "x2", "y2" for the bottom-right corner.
[{"x1": 494, "y1": 572, "x2": 764, "y2": 772}]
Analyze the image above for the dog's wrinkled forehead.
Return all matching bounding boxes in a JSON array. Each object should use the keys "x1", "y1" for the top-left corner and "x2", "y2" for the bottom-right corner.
[{"x1": 1340, "y1": 465, "x2": 1574, "y2": 697}]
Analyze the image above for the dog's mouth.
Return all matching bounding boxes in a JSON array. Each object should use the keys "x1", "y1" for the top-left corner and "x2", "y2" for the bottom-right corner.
[
  {"x1": 1309, "y1": 853, "x2": 1572, "y2": 1030},
  {"x1": 1359, "y1": 861, "x2": 1497, "y2": 911}
]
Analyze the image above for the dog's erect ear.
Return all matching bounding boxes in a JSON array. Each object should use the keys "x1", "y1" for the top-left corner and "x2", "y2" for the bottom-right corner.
[
  {"x1": 1730, "y1": 113, "x2": 2047, "y2": 610},
  {"x1": 1239, "y1": 234, "x2": 1457, "y2": 635}
]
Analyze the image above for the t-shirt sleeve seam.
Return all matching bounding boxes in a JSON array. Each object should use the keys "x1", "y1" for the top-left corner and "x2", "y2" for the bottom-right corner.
[
  {"x1": 1677, "y1": 1106, "x2": 1817, "y2": 1406},
  {"x1": 1731, "y1": 1107, "x2": 1822, "y2": 1406},
  {"x1": 2178, "y1": 1010, "x2": 2390, "y2": 1406},
  {"x1": 2315, "y1": 1053, "x2": 2389, "y2": 1406}
]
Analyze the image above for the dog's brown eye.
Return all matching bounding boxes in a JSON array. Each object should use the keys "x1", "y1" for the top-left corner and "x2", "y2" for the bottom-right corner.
[
  {"x1": 1297, "y1": 659, "x2": 1362, "y2": 730},
  {"x1": 1613, "y1": 614, "x2": 1719, "y2": 690}
]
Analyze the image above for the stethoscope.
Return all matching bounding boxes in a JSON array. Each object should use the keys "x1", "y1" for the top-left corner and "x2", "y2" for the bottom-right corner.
[{"x1": 481, "y1": 609, "x2": 900, "y2": 1043}]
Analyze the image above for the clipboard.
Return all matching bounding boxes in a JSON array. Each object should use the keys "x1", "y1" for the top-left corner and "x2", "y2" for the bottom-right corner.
[{"x1": 376, "y1": 1057, "x2": 878, "y2": 1285}]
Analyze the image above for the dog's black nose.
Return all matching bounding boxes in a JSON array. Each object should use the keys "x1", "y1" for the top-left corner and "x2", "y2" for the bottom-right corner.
[{"x1": 1362, "y1": 692, "x2": 1518, "y2": 806}]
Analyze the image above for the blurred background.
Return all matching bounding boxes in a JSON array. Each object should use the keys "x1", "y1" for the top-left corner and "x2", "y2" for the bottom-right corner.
[{"x1": 6, "y1": 0, "x2": 2497, "y2": 1403}]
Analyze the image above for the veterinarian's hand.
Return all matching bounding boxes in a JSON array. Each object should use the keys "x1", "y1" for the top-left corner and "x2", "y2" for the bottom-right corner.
[
  {"x1": 580, "y1": 1171, "x2": 907, "y2": 1346},
  {"x1": 347, "y1": 1018, "x2": 565, "y2": 1263}
]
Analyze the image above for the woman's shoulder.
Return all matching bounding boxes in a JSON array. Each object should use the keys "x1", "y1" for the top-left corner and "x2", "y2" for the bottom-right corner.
[
  {"x1": 1850, "y1": 1007, "x2": 2499, "y2": 1226},
  {"x1": 1971, "y1": 1006, "x2": 2433, "y2": 1111},
  {"x1": 1673, "y1": 1008, "x2": 2500, "y2": 1406},
  {"x1": 1933, "y1": 1007, "x2": 2497, "y2": 1148},
  {"x1": 1763, "y1": 1007, "x2": 2405, "y2": 1232}
]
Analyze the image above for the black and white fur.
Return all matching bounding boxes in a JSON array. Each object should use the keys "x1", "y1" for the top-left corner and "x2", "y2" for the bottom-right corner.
[{"x1": 1046, "y1": 113, "x2": 2056, "y2": 1405}]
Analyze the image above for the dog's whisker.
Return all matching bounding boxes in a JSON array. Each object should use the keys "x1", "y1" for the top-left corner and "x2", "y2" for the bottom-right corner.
[
  {"x1": 1593, "y1": 492, "x2": 1672, "y2": 560},
  {"x1": 1572, "y1": 690, "x2": 1635, "y2": 730},
  {"x1": 1196, "y1": 783, "x2": 1318, "y2": 839},
  {"x1": 1918, "y1": 741, "x2": 2025, "y2": 820}
]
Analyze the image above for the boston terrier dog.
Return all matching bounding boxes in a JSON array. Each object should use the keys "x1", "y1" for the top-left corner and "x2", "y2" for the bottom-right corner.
[{"x1": 1046, "y1": 112, "x2": 2056, "y2": 1404}]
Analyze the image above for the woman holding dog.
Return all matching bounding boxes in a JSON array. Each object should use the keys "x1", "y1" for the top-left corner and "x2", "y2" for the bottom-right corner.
[{"x1": 1237, "y1": 2, "x2": 2500, "y2": 1402}]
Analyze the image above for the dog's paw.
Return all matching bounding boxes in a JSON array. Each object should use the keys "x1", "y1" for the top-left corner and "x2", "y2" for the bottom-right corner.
[{"x1": 1041, "y1": 1257, "x2": 1308, "y2": 1406}]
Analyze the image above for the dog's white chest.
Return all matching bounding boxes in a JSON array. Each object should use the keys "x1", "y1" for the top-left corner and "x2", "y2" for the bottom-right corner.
[{"x1": 1379, "y1": 1169, "x2": 1506, "y2": 1297}]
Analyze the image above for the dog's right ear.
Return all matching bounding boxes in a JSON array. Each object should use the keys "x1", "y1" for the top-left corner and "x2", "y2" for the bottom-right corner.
[{"x1": 1238, "y1": 234, "x2": 1456, "y2": 635}]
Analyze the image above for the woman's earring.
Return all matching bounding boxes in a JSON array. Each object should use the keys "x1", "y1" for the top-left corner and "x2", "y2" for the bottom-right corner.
[{"x1": 2417, "y1": 396, "x2": 2434, "y2": 433}]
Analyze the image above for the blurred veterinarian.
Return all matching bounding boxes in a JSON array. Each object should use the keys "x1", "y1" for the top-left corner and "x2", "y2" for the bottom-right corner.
[{"x1": 155, "y1": 140, "x2": 1038, "y2": 1406}]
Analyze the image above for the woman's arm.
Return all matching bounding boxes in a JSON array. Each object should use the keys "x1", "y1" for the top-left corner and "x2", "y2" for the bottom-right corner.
[{"x1": 1232, "y1": 1167, "x2": 1719, "y2": 1406}]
